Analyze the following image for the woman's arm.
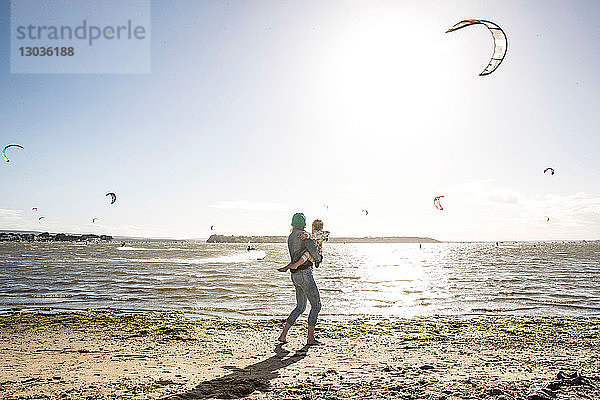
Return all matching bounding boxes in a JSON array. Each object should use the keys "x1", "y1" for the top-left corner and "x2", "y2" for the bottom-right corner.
[{"x1": 303, "y1": 236, "x2": 322, "y2": 264}]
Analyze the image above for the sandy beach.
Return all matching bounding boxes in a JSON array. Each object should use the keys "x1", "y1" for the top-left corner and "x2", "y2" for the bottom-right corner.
[{"x1": 0, "y1": 312, "x2": 598, "y2": 399}]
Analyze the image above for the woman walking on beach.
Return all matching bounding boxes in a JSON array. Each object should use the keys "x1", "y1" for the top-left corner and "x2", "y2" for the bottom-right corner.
[{"x1": 278, "y1": 213, "x2": 323, "y2": 346}]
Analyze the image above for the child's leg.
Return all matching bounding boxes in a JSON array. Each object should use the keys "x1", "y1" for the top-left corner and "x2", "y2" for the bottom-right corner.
[
  {"x1": 278, "y1": 251, "x2": 313, "y2": 272},
  {"x1": 278, "y1": 253, "x2": 310, "y2": 272},
  {"x1": 292, "y1": 251, "x2": 313, "y2": 267}
]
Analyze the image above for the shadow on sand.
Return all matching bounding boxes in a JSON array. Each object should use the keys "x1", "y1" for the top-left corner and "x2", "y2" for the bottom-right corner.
[{"x1": 163, "y1": 343, "x2": 309, "y2": 399}]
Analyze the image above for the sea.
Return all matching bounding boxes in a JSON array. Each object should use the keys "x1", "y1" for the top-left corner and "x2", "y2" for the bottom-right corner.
[{"x1": 0, "y1": 241, "x2": 599, "y2": 318}]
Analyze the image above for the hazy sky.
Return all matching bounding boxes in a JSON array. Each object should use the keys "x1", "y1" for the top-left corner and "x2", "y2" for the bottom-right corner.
[{"x1": 1, "y1": 0, "x2": 599, "y2": 241}]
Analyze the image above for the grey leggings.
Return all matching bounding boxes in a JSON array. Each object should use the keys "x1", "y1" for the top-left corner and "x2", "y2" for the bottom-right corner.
[{"x1": 286, "y1": 268, "x2": 321, "y2": 327}]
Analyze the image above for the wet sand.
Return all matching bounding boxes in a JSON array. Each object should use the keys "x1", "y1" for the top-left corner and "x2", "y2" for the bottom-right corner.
[{"x1": 0, "y1": 312, "x2": 599, "y2": 399}]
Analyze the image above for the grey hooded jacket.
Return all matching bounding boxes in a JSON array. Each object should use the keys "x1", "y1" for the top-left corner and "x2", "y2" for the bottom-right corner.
[{"x1": 287, "y1": 227, "x2": 322, "y2": 271}]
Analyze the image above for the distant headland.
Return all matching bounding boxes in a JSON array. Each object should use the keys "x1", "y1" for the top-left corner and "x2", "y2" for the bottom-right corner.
[
  {"x1": 206, "y1": 234, "x2": 440, "y2": 244},
  {"x1": 0, "y1": 231, "x2": 113, "y2": 242}
]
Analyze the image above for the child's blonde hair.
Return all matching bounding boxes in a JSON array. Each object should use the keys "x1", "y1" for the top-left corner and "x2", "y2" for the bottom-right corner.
[{"x1": 312, "y1": 219, "x2": 324, "y2": 231}]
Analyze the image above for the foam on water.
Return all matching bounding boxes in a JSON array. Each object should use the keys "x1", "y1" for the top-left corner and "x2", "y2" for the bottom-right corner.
[
  {"x1": 117, "y1": 246, "x2": 154, "y2": 251},
  {"x1": 137, "y1": 251, "x2": 267, "y2": 265}
]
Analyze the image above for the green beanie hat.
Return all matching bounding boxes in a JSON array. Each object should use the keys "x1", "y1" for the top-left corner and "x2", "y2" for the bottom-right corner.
[{"x1": 291, "y1": 212, "x2": 306, "y2": 227}]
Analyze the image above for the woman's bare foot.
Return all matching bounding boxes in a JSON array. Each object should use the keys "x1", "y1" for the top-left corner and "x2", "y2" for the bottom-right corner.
[
  {"x1": 277, "y1": 267, "x2": 288, "y2": 272},
  {"x1": 278, "y1": 323, "x2": 292, "y2": 344},
  {"x1": 307, "y1": 339, "x2": 323, "y2": 346}
]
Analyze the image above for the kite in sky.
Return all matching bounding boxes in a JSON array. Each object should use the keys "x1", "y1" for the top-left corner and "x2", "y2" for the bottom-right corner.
[
  {"x1": 544, "y1": 167, "x2": 555, "y2": 175},
  {"x1": 106, "y1": 192, "x2": 117, "y2": 204},
  {"x1": 446, "y1": 19, "x2": 508, "y2": 76},
  {"x1": 2, "y1": 144, "x2": 24, "y2": 162},
  {"x1": 361, "y1": 209, "x2": 369, "y2": 216},
  {"x1": 434, "y1": 196, "x2": 445, "y2": 211},
  {"x1": 38, "y1": 216, "x2": 45, "y2": 223}
]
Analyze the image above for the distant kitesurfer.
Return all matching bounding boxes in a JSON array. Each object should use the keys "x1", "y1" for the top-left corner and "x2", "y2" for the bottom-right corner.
[{"x1": 278, "y1": 213, "x2": 322, "y2": 346}]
